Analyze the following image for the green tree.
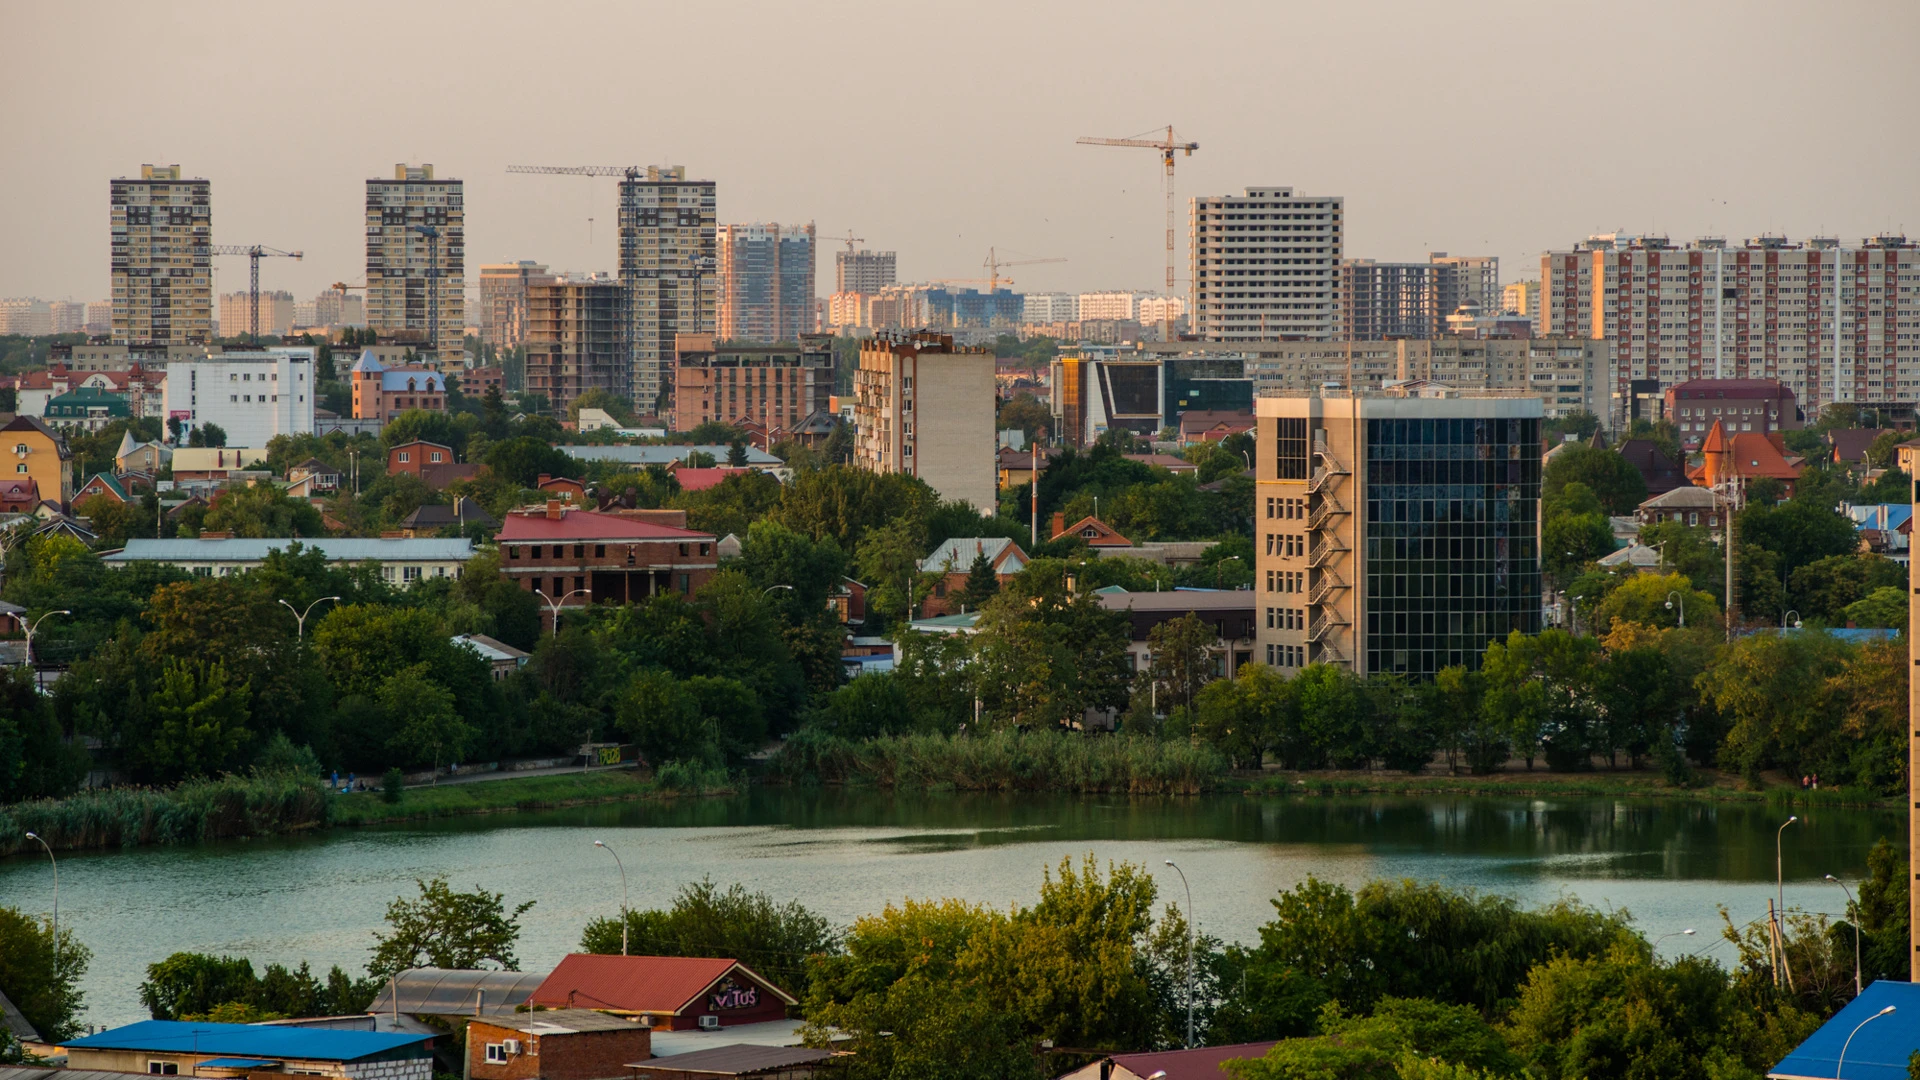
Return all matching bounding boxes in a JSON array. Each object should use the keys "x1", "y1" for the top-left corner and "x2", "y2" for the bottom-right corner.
[
  {"x1": 727, "y1": 439, "x2": 749, "y2": 467},
  {"x1": 615, "y1": 668, "x2": 706, "y2": 765},
  {"x1": 483, "y1": 436, "x2": 578, "y2": 488},
  {"x1": 1843, "y1": 586, "x2": 1906, "y2": 630},
  {"x1": 580, "y1": 879, "x2": 836, "y2": 998},
  {"x1": 954, "y1": 553, "x2": 1001, "y2": 611},
  {"x1": 138, "y1": 953, "x2": 260, "y2": 1020},
  {"x1": 855, "y1": 513, "x2": 932, "y2": 625},
  {"x1": 380, "y1": 664, "x2": 472, "y2": 775},
  {"x1": 1697, "y1": 630, "x2": 1850, "y2": 782},
  {"x1": 1230, "y1": 998, "x2": 1518, "y2": 1080},
  {"x1": 0, "y1": 906, "x2": 89, "y2": 1040},
  {"x1": 1592, "y1": 571, "x2": 1721, "y2": 635},
  {"x1": 1543, "y1": 445, "x2": 1646, "y2": 515},
  {"x1": 1503, "y1": 945, "x2": 1751, "y2": 1080},
  {"x1": 996, "y1": 394, "x2": 1052, "y2": 442},
  {"x1": 1788, "y1": 554, "x2": 1905, "y2": 623},
  {"x1": 368, "y1": 877, "x2": 534, "y2": 979},
  {"x1": 808, "y1": 674, "x2": 914, "y2": 739},
  {"x1": 127, "y1": 659, "x2": 254, "y2": 781},
  {"x1": 0, "y1": 665, "x2": 86, "y2": 801},
  {"x1": 202, "y1": 483, "x2": 326, "y2": 537},
  {"x1": 1148, "y1": 612, "x2": 1218, "y2": 714},
  {"x1": 1192, "y1": 664, "x2": 1290, "y2": 768}
]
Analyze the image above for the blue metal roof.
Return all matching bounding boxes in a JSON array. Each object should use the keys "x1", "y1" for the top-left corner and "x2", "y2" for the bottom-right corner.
[
  {"x1": 194, "y1": 1058, "x2": 284, "y2": 1068},
  {"x1": 63, "y1": 1020, "x2": 431, "y2": 1062},
  {"x1": 104, "y1": 538, "x2": 475, "y2": 563},
  {"x1": 1769, "y1": 981, "x2": 1920, "y2": 1080}
]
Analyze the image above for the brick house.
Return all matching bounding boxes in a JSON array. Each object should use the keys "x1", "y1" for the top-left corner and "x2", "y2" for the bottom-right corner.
[
  {"x1": 496, "y1": 505, "x2": 719, "y2": 619},
  {"x1": 1051, "y1": 513, "x2": 1132, "y2": 549},
  {"x1": 527, "y1": 955, "x2": 794, "y2": 1032},
  {"x1": 388, "y1": 440, "x2": 478, "y2": 489},
  {"x1": 917, "y1": 536, "x2": 1028, "y2": 617},
  {"x1": 467, "y1": 1010, "x2": 650, "y2": 1080},
  {"x1": 351, "y1": 350, "x2": 448, "y2": 421}
]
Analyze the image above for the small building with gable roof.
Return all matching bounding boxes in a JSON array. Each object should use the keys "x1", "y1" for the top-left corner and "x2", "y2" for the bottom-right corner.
[{"x1": 351, "y1": 349, "x2": 448, "y2": 421}]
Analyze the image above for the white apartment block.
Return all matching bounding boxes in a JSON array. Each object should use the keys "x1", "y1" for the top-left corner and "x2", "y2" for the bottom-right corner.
[
  {"x1": 50, "y1": 301, "x2": 85, "y2": 334},
  {"x1": 161, "y1": 347, "x2": 318, "y2": 446},
  {"x1": 218, "y1": 290, "x2": 294, "y2": 338},
  {"x1": 1542, "y1": 233, "x2": 1920, "y2": 421},
  {"x1": 111, "y1": 165, "x2": 212, "y2": 345},
  {"x1": 1136, "y1": 295, "x2": 1187, "y2": 325},
  {"x1": 1191, "y1": 187, "x2": 1343, "y2": 342},
  {"x1": 619, "y1": 165, "x2": 716, "y2": 413},
  {"x1": 1024, "y1": 292, "x2": 1079, "y2": 324},
  {"x1": 853, "y1": 332, "x2": 996, "y2": 512},
  {"x1": 1078, "y1": 291, "x2": 1154, "y2": 322},
  {"x1": 0, "y1": 299, "x2": 52, "y2": 336},
  {"x1": 365, "y1": 164, "x2": 465, "y2": 363},
  {"x1": 1429, "y1": 254, "x2": 1500, "y2": 317},
  {"x1": 84, "y1": 301, "x2": 112, "y2": 335}
]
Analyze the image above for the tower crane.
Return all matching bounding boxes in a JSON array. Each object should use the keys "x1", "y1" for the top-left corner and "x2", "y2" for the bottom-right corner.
[
  {"x1": 834, "y1": 230, "x2": 866, "y2": 254},
  {"x1": 1075, "y1": 126, "x2": 1198, "y2": 339},
  {"x1": 207, "y1": 244, "x2": 303, "y2": 343},
  {"x1": 982, "y1": 248, "x2": 1066, "y2": 294},
  {"x1": 506, "y1": 164, "x2": 640, "y2": 179}
]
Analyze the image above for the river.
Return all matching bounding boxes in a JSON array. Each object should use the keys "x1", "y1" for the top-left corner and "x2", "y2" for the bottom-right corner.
[{"x1": 0, "y1": 789, "x2": 1899, "y2": 1028}]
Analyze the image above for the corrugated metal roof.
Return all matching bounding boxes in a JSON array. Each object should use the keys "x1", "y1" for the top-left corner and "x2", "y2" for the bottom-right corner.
[
  {"x1": 1769, "y1": 981, "x2": 1920, "y2": 1079},
  {"x1": 0, "y1": 986, "x2": 38, "y2": 1042},
  {"x1": 62, "y1": 1020, "x2": 431, "y2": 1062},
  {"x1": 564, "y1": 445, "x2": 782, "y2": 466},
  {"x1": 630, "y1": 1044, "x2": 834, "y2": 1076},
  {"x1": 480, "y1": 1010, "x2": 650, "y2": 1035},
  {"x1": 104, "y1": 538, "x2": 475, "y2": 563},
  {"x1": 530, "y1": 955, "x2": 796, "y2": 1014},
  {"x1": 918, "y1": 536, "x2": 1022, "y2": 573},
  {"x1": 194, "y1": 1058, "x2": 282, "y2": 1068},
  {"x1": 364, "y1": 968, "x2": 549, "y2": 1016}
]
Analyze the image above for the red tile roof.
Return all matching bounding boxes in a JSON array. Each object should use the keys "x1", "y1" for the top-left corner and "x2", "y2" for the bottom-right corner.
[
  {"x1": 1104, "y1": 1041, "x2": 1281, "y2": 1080},
  {"x1": 528, "y1": 954, "x2": 795, "y2": 1014},
  {"x1": 674, "y1": 466, "x2": 752, "y2": 493},
  {"x1": 497, "y1": 507, "x2": 712, "y2": 542}
]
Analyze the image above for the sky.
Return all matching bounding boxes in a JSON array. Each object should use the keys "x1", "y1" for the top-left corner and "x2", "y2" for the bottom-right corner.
[{"x1": 3, "y1": 0, "x2": 1917, "y2": 308}]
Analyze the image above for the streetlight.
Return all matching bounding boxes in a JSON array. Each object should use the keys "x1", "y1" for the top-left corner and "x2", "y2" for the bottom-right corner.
[
  {"x1": 1836, "y1": 1005, "x2": 1895, "y2": 1078},
  {"x1": 21, "y1": 831, "x2": 55, "y2": 968},
  {"x1": 1164, "y1": 860, "x2": 1194, "y2": 1049},
  {"x1": 1777, "y1": 816, "x2": 1798, "y2": 926},
  {"x1": 1825, "y1": 874, "x2": 1862, "y2": 995},
  {"x1": 1782, "y1": 609, "x2": 1803, "y2": 631},
  {"x1": 762, "y1": 584, "x2": 794, "y2": 597},
  {"x1": 1653, "y1": 928, "x2": 1696, "y2": 950},
  {"x1": 534, "y1": 588, "x2": 590, "y2": 636},
  {"x1": 593, "y1": 840, "x2": 629, "y2": 956},
  {"x1": 23, "y1": 609, "x2": 69, "y2": 670},
  {"x1": 278, "y1": 596, "x2": 341, "y2": 640},
  {"x1": 1665, "y1": 591, "x2": 1686, "y2": 628},
  {"x1": 1214, "y1": 555, "x2": 1242, "y2": 589}
]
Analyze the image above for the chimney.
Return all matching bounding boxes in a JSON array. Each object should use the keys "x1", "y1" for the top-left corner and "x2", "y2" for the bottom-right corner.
[
  {"x1": 199, "y1": 530, "x2": 231, "y2": 540},
  {"x1": 546, "y1": 499, "x2": 562, "y2": 521},
  {"x1": 380, "y1": 530, "x2": 403, "y2": 540},
  {"x1": 537, "y1": 473, "x2": 550, "y2": 486},
  {"x1": 1051, "y1": 512, "x2": 1065, "y2": 538}
]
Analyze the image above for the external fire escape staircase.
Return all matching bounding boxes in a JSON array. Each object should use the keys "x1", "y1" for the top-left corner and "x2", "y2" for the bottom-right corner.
[{"x1": 1304, "y1": 431, "x2": 1354, "y2": 666}]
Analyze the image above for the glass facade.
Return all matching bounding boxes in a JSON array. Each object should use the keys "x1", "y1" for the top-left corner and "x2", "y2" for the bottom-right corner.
[
  {"x1": 1164, "y1": 357, "x2": 1253, "y2": 422},
  {"x1": 1362, "y1": 415, "x2": 1540, "y2": 676}
]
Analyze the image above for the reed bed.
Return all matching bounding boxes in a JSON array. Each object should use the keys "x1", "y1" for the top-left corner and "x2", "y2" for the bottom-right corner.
[
  {"x1": 766, "y1": 729, "x2": 1229, "y2": 795},
  {"x1": 0, "y1": 773, "x2": 330, "y2": 854}
]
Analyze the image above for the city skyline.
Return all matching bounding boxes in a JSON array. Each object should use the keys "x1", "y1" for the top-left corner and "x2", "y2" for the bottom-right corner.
[{"x1": 4, "y1": 0, "x2": 1916, "y2": 309}]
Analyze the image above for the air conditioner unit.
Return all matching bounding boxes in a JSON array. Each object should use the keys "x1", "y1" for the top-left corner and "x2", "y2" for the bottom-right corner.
[
  {"x1": 502, "y1": 1039, "x2": 522, "y2": 1055},
  {"x1": 697, "y1": 1016, "x2": 721, "y2": 1032}
]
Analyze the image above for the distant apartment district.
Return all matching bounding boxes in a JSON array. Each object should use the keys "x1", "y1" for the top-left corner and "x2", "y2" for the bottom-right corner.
[{"x1": 0, "y1": 160, "x2": 1915, "y2": 676}]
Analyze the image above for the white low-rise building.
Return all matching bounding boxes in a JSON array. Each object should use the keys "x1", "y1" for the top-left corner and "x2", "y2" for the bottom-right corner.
[
  {"x1": 161, "y1": 347, "x2": 317, "y2": 446},
  {"x1": 103, "y1": 536, "x2": 474, "y2": 587}
]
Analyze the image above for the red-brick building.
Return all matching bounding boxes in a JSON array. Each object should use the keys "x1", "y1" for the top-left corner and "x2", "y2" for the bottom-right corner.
[
  {"x1": 1663, "y1": 378, "x2": 1800, "y2": 450},
  {"x1": 527, "y1": 955, "x2": 794, "y2": 1031},
  {"x1": 467, "y1": 1010, "x2": 651, "y2": 1080},
  {"x1": 497, "y1": 505, "x2": 719, "y2": 616},
  {"x1": 351, "y1": 350, "x2": 448, "y2": 421},
  {"x1": 388, "y1": 440, "x2": 479, "y2": 489}
]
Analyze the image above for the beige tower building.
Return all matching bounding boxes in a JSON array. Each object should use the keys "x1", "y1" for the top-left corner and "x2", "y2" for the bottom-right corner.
[
  {"x1": 1190, "y1": 187, "x2": 1343, "y2": 341},
  {"x1": 716, "y1": 222, "x2": 815, "y2": 344},
  {"x1": 853, "y1": 332, "x2": 996, "y2": 512},
  {"x1": 111, "y1": 165, "x2": 212, "y2": 345},
  {"x1": 365, "y1": 164, "x2": 465, "y2": 363},
  {"x1": 479, "y1": 262, "x2": 553, "y2": 350},
  {"x1": 523, "y1": 274, "x2": 626, "y2": 420},
  {"x1": 619, "y1": 166, "x2": 716, "y2": 414},
  {"x1": 1254, "y1": 386, "x2": 1542, "y2": 678}
]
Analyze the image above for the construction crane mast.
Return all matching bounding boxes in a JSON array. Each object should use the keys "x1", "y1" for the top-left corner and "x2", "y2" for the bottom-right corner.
[
  {"x1": 1076, "y1": 126, "x2": 1198, "y2": 339},
  {"x1": 208, "y1": 244, "x2": 303, "y2": 343},
  {"x1": 834, "y1": 229, "x2": 866, "y2": 254},
  {"x1": 983, "y1": 248, "x2": 1066, "y2": 294}
]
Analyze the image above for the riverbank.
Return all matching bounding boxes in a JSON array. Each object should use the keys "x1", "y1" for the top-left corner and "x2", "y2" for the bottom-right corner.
[
  {"x1": 330, "y1": 767, "x2": 731, "y2": 826},
  {"x1": 1245, "y1": 769, "x2": 1897, "y2": 807}
]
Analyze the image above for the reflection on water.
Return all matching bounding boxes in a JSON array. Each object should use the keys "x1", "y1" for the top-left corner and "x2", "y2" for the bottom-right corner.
[{"x1": 0, "y1": 788, "x2": 1897, "y2": 1028}]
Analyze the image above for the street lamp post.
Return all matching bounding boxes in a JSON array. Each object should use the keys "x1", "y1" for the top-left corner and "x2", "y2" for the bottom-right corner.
[
  {"x1": 1665, "y1": 591, "x2": 1685, "y2": 628},
  {"x1": 534, "y1": 588, "x2": 590, "y2": 636},
  {"x1": 1164, "y1": 860, "x2": 1194, "y2": 1049},
  {"x1": 1653, "y1": 928, "x2": 1697, "y2": 951},
  {"x1": 763, "y1": 584, "x2": 794, "y2": 597},
  {"x1": 1782, "y1": 609, "x2": 1803, "y2": 631},
  {"x1": 23, "y1": 609, "x2": 70, "y2": 670},
  {"x1": 278, "y1": 596, "x2": 342, "y2": 640},
  {"x1": 1825, "y1": 874, "x2": 1863, "y2": 995},
  {"x1": 1836, "y1": 1005, "x2": 1895, "y2": 1078},
  {"x1": 593, "y1": 840, "x2": 629, "y2": 956},
  {"x1": 21, "y1": 831, "x2": 55, "y2": 968},
  {"x1": 1777, "y1": 816, "x2": 1798, "y2": 921}
]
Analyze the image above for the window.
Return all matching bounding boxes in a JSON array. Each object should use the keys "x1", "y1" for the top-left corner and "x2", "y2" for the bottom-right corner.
[
  {"x1": 12, "y1": 444, "x2": 24, "y2": 454},
  {"x1": 14, "y1": 464, "x2": 23, "y2": 474},
  {"x1": 149, "y1": 1063, "x2": 179, "y2": 1075},
  {"x1": 398, "y1": 451, "x2": 410, "y2": 463},
  {"x1": 1275, "y1": 417, "x2": 1308, "y2": 479},
  {"x1": 485, "y1": 1045, "x2": 507, "y2": 1065}
]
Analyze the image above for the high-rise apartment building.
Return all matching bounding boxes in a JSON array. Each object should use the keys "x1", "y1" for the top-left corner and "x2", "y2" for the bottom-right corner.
[
  {"x1": 365, "y1": 164, "x2": 465, "y2": 363},
  {"x1": 111, "y1": 164, "x2": 212, "y2": 345},
  {"x1": 1190, "y1": 187, "x2": 1343, "y2": 342},
  {"x1": 312, "y1": 288, "x2": 365, "y2": 329},
  {"x1": 1429, "y1": 254, "x2": 1500, "y2": 320},
  {"x1": 1541, "y1": 233, "x2": 1920, "y2": 421},
  {"x1": 836, "y1": 249, "x2": 896, "y2": 295},
  {"x1": 673, "y1": 336, "x2": 834, "y2": 433},
  {"x1": 619, "y1": 165, "x2": 716, "y2": 414},
  {"x1": 479, "y1": 261, "x2": 552, "y2": 350},
  {"x1": 1023, "y1": 293, "x2": 1079, "y2": 324},
  {"x1": 1078, "y1": 291, "x2": 1155, "y2": 322},
  {"x1": 523, "y1": 274, "x2": 625, "y2": 419},
  {"x1": 84, "y1": 302, "x2": 113, "y2": 336},
  {"x1": 49, "y1": 302, "x2": 85, "y2": 334},
  {"x1": 0, "y1": 300, "x2": 52, "y2": 337},
  {"x1": 853, "y1": 331, "x2": 996, "y2": 511},
  {"x1": 1255, "y1": 386, "x2": 1541, "y2": 679},
  {"x1": 1340, "y1": 261, "x2": 1435, "y2": 340},
  {"x1": 1502, "y1": 280, "x2": 1539, "y2": 323},
  {"x1": 218, "y1": 290, "x2": 294, "y2": 338},
  {"x1": 717, "y1": 222, "x2": 815, "y2": 344}
]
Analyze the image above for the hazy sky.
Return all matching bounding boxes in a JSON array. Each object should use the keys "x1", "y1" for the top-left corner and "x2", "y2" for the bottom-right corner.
[{"x1": 4, "y1": 0, "x2": 1917, "y2": 307}]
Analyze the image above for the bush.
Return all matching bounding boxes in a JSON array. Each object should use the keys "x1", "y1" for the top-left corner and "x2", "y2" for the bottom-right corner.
[
  {"x1": 381, "y1": 768, "x2": 405, "y2": 804},
  {"x1": 766, "y1": 728, "x2": 1228, "y2": 795}
]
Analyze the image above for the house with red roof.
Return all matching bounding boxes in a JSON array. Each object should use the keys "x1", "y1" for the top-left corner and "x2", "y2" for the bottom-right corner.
[
  {"x1": 536, "y1": 474, "x2": 587, "y2": 502},
  {"x1": 496, "y1": 503, "x2": 718, "y2": 622},
  {"x1": 0, "y1": 477, "x2": 39, "y2": 515},
  {"x1": 669, "y1": 466, "x2": 753, "y2": 493},
  {"x1": 1051, "y1": 512, "x2": 1133, "y2": 549},
  {"x1": 1688, "y1": 419, "x2": 1802, "y2": 497},
  {"x1": 1177, "y1": 409, "x2": 1255, "y2": 445},
  {"x1": 527, "y1": 954, "x2": 795, "y2": 1031},
  {"x1": 1056, "y1": 1041, "x2": 1280, "y2": 1080}
]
